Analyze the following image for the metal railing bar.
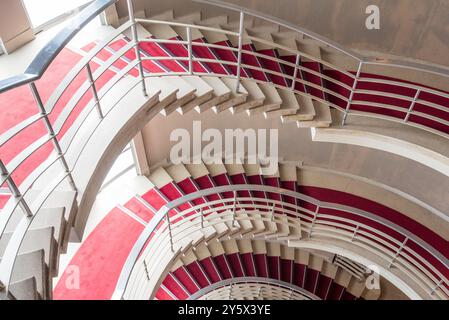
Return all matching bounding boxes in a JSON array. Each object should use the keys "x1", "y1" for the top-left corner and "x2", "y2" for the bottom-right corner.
[
  {"x1": 342, "y1": 61, "x2": 363, "y2": 124},
  {"x1": 0, "y1": 153, "x2": 61, "y2": 236},
  {"x1": 194, "y1": 0, "x2": 449, "y2": 80},
  {"x1": 127, "y1": 0, "x2": 147, "y2": 97},
  {"x1": 44, "y1": 21, "x2": 133, "y2": 114},
  {"x1": 58, "y1": 68, "x2": 141, "y2": 158},
  {"x1": 114, "y1": 184, "x2": 449, "y2": 299},
  {"x1": 144, "y1": 208, "x2": 448, "y2": 300},
  {"x1": 244, "y1": 34, "x2": 356, "y2": 78},
  {"x1": 67, "y1": 78, "x2": 143, "y2": 169},
  {"x1": 354, "y1": 89, "x2": 415, "y2": 103},
  {"x1": 0, "y1": 161, "x2": 32, "y2": 217},
  {"x1": 235, "y1": 11, "x2": 245, "y2": 93},
  {"x1": 310, "y1": 228, "x2": 448, "y2": 296},
  {"x1": 341, "y1": 109, "x2": 449, "y2": 141},
  {"x1": 192, "y1": 0, "x2": 363, "y2": 61},
  {"x1": 362, "y1": 59, "x2": 449, "y2": 80},
  {"x1": 404, "y1": 90, "x2": 421, "y2": 123},
  {"x1": 85, "y1": 63, "x2": 104, "y2": 118},
  {"x1": 180, "y1": 207, "x2": 442, "y2": 288},
  {"x1": 0, "y1": 135, "x2": 53, "y2": 186},
  {"x1": 52, "y1": 41, "x2": 136, "y2": 134},
  {"x1": 29, "y1": 83, "x2": 77, "y2": 191},
  {"x1": 187, "y1": 27, "x2": 193, "y2": 75},
  {"x1": 358, "y1": 77, "x2": 449, "y2": 100},
  {"x1": 137, "y1": 38, "x2": 189, "y2": 46}
]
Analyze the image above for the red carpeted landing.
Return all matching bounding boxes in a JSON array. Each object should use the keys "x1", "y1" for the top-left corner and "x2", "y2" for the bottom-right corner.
[{"x1": 53, "y1": 207, "x2": 144, "y2": 300}]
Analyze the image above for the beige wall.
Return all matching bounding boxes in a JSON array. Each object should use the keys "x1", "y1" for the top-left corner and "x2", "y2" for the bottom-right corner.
[
  {"x1": 0, "y1": 0, "x2": 34, "y2": 54},
  {"x1": 116, "y1": 0, "x2": 449, "y2": 68}
]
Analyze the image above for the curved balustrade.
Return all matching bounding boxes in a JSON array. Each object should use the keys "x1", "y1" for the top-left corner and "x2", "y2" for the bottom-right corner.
[
  {"x1": 187, "y1": 277, "x2": 320, "y2": 300},
  {"x1": 114, "y1": 184, "x2": 449, "y2": 300},
  {"x1": 0, "y1": 0, "x2": 448, "y2": 299}
]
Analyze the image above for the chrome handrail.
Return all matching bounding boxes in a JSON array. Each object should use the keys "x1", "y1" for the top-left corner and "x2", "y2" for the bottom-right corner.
[{"x1": 113, "y1": 184, "x2": 449, "y2": 300}]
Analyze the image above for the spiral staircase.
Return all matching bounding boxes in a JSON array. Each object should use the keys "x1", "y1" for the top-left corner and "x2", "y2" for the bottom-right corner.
[{"x1": 0, "y1": 0, "x2": 449, "y2": 300}]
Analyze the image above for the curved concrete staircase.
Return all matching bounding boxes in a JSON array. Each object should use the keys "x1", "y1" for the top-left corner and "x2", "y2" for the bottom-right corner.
[{"x1": 1, "y1": 1, "x2": 449, "y2": 300}]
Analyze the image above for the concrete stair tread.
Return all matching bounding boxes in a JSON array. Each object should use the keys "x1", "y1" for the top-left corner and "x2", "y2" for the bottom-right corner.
[
  {"x1": 247, "y1": 83, "x2": 282, "y2": 115},
  {"x1": 165, "y1": 163, "x2": 191, "y2": 183},
  {"x1": 196, "y1": 16, "x2": 229, "y2": 43},
  {"x1": 10, "y1": 249, "x2": 48, "y2": 299},
  {"x1": 195, "y1": 76, "x2": 232, "y2": 113},
  {"x1": 282, "y1": 95, "x2": 316, "y2": 121},
  {"x1": 220, "y1": 24, "x2": 251, "y2": 47},
  {"x1": 297, "y1": 39, "x2": 322, "y2": 61},
  {"x1": 178, "y1": 76, "x2": 215, "y2": 114},
  {"x1": 297, "y1": 100, "x2": 332, "y2": 128},
  {"x1": 231, "y1": 79, "x2": 266, "y2": 114},
  {"x1": 29, "y1": 207, "x2": 66, "y2": 249},
  {"x1": 246, "y1": 29, "x2": 276, "y2": 51},
  {"x1": 213, "y1": 78, "x2": 248, "y2": 113},
  {"x1": 145, "y1": 10, "x2": 177, "y2": 39},
  {"x1": 279, "y1": 162, "x2": 300, "y2": 182},
  {"x1": 0, "y1": 227, "x2": 56, "y2": 277},
  {"x1": 9, "y1": 277, "x2": 39, "y2": 300},
  {"x1": 159, "y1": 76, "x2": 197, "y2": 115},
  {"x1": 171, "y1": 12, "x2": 204, "y2": 40},
  {"x1": 265, "y1": 89, "x2": 299, "y2": 118},
  {"x1": 148, "y1": 166, "x2": 173, "y2": 188}
]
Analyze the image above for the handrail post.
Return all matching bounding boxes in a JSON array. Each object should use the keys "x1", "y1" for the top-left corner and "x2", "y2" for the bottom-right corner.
[
  {"x1": 388, "y1": 237, "x2": 408, "y2": 268},
  {"x1": 404, "y1": 89, "x2": 421, "y2": 123},
  {"x1": 85, "y1": 63, "x2": 104, "y2": 119},
  {"x1": 290, "y1": 53, "x2": 301, "y2": 90},
  {"x1": 350, "y1": 224, "x2": 359, "y2": 242},
  {"x1": 430, "y1": 279, "x2": 443, "y2": 296},
  {"x1": 228, "y1": 283, "x2": 233, "y2": 300},
  {"x1": 235, "y1": 11, "x2": 245, "y2": 93},
  {"x1": 186, "y1": 26, "x2": 193, "y2": 75},
  {"x1": 270, "y1": 203, "x2": 275, "y2": 222},
  {"x1": 232, "y1": 190, "x2": 237, "y2": 227},
  {"x1": 166, "y1": 212, "x2": 174, "y2": 252},
  {"x1": 0, "y1": 160, "x2": 32, "y2": 216},
  {"x1": 200, "y1": 207, "x2": 204, "y2": 228},
  {"x1": 29, "y1": 82, "x2": 77, "y2": 191},
  {"x1": 342, "y1": 61, "x2": 363, "y2": 125},
  {"x1": 308, "y1": 205, "x2": 320, "y2": 238},
  {"x1": 127, "y1": 0, "x2": 148, "y2": 97}
]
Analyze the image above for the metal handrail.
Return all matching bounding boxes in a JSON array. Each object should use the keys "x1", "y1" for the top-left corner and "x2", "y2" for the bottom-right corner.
[
  {"x1": 113, "y1": 184, "x2": 449, "y2": 300},
  {"x1": 187, "y1": 277, "x2": 320, "y2": 300}
]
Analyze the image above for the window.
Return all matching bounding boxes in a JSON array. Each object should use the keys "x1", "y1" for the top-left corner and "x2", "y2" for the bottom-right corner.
[{"x1": 23, "y1": 0, "x2": 93, "y2": 29}]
